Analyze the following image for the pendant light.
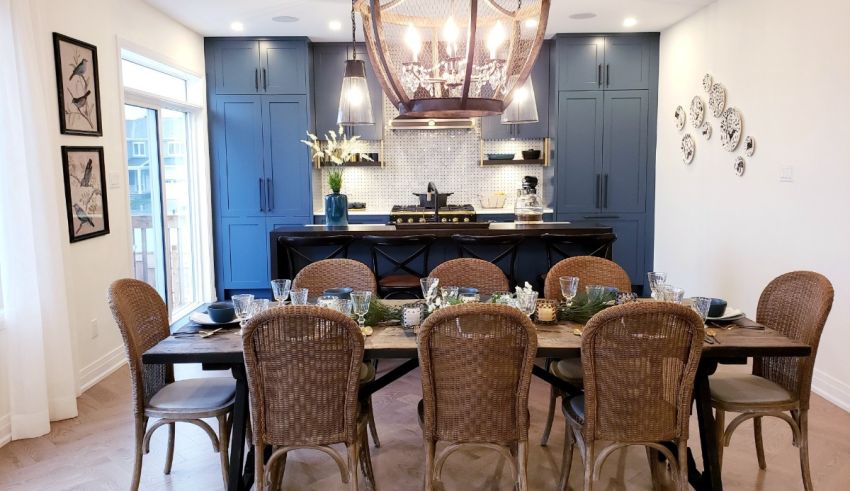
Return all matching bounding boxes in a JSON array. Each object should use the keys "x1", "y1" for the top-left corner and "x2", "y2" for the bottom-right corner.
[
  {"x1": 501, "y1": 76, "x2": 538, "y2": 124},
  {"x1": 338, "y1": 0, "x2": 374, "y2": 126}
]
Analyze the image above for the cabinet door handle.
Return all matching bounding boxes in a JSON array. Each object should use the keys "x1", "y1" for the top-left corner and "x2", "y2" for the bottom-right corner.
[
  {"x1": 597, "y1": 64, "x2": 602, "y2": 87},
  {"x1": 263, "y1": 68, "x2": 267, "y2": 90},
  {"x1": 603, "y1": 174, "x2": 609, "y2": 208},
  {"x1": 255, "y1": 69, "x2": 259, "y2": 91},
  {"x1": 259, "y1": 178, "x2": 265, "y2": 212},
  {"x1": 606, "y1": 64, "x2": 610, "y2": 87},
  {"x1": 266, "y1": 178, "x2": 273, "y2": 211},
  {"x1": 593, "y1": 215, "x2": 620, "y2": 219},
  {"x1": 595, "y1": 174, "x2": 601, "y2": 209}
]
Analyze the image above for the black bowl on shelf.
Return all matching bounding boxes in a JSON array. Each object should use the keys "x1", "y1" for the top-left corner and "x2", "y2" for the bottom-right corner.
[
  {"x1": 521, "y1": 149, "x2": 541, "y2": 160},
  {"x1": 486, "y1": 153, "x2": 515, "y2": 160},
  {"x1": 708, "y1": 298, "x2": 728, "y2": 318}
]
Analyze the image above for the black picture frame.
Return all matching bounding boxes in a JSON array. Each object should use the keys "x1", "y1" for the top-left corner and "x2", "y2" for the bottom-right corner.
[
  {"x1": 53, "y1": 33, "x2": 103, "y2": 136},
  {"x1": 61, "y1": 146, "x2": 110, "y2": 243}
]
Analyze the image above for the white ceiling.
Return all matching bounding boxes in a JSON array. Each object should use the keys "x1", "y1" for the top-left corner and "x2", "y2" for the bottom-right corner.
[{"x1": 144, "y1": 0, "x2": 715, "y2": 41}]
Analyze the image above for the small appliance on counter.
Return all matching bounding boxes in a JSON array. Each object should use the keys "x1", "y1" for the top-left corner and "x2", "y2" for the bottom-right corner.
[{"x1": 514, "y1": 176, "x2": 544, "y2": 223}]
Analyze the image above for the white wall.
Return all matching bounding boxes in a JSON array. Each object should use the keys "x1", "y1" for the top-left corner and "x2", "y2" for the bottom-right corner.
[
  {"x1": 656, "y1": 0, "x2": 850, "y2": 409},
  {"x1": 0, "y1": 0, "x2": 205, "y2": 421}
]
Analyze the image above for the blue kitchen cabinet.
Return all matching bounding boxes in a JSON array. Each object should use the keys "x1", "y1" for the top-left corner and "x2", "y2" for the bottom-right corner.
[
  {"x1": 212, "y1": 96, "x2": 265, "y2": 217},
  {"x1": 260, "y1": 40, "x2": 308, "y2": 94},
  {"x1": 556, "y1": 34, "x2": 652, "y2": 91},
  {"x1": 556, "y1": 36, "x2": 605, "y2": 91},
  {"x1": 603, "y1": 90, "x2": 648, "y2": 213},
  {"x1": 555, "y1": 91, "x2": 604, "y2": 213},
  {"x1": 603, "y1": 36, "x2": 652, "y2": 90},
  {"x1": 210, "y1": 38, "x2": 309, "y2": 95},
  {"x1": 219, "y1": 217, "x2": 270, "y2": 289},
  {"x1": 262, "y1": 95, "x2": 312, "y2": 218},
  {"x1": 481, "y1": 41, "x2": 550, "y2": 140},
  {"x1": 211, "y1": 40, "x2": 262, "y2": 95}
]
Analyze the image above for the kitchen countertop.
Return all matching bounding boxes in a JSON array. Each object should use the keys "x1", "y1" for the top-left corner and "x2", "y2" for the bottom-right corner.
[
  {"x1": 271, "y1": 221, "x2": 613, "y2": 238},
  {"x1": 313, "y1": 206, "x2": 555, "y2": 215}
]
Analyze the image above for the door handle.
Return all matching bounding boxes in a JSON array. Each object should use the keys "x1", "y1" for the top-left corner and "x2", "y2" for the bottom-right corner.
[
  {"x1": 597, "y1": 64, "x2": 602, "y2": 87},
  {"x1": 606, "y1": 64, "x2": 610, "y2": 87},
  {"x1": 592, "y1": 215, "x2": 620, "y2": 219},
  {"x1": 255, "y1": 68, "x2": 259, "y2": 91},
  {"x1": 595, "y1": 174, "x2": 601, "y2": 209},
  {"x1": 603, "y1": 174, "x2": 609, "y2": 208},
  {"x1": 266, "y1": 178, "x2": 273, "y2": 211},
  {"x1": 259, "y1": 178, "x2": 265, "y2": 212},
  {"x1": 263, "y1": 68, "x2": 267, "y2": 90}
]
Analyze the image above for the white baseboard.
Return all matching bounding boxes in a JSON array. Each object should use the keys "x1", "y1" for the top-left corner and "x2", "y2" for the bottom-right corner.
[
  {"x1": 812, "y1": 369, "x2": 850, "y2": 413},
  {"x1": 0, "y1": 414, "x2": 10, "y2": 448},
  {"x1": 78, "y1": 345, "x2": 127, "y2": 395}
]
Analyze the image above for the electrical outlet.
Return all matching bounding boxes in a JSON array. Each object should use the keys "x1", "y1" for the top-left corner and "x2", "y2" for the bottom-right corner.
[
  {"x1": 90, "y1": 318, "x2": 98, "y2": 339},
  {"x1": 780, "y1": 166, "x2": 794, "y2": 183}
]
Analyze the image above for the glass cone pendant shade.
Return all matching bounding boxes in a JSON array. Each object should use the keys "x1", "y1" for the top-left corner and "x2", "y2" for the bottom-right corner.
[
  {"x1": 338, "y1": 59, "x2": 374, "y2": 126},
  {"x1": 501, "y1": 77, "x2": 538, "y2": 124}
]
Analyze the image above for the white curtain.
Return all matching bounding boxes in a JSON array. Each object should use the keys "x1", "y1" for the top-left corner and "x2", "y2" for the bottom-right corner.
[{"x1": 0, "y1": 0, "x2": 79, "y2": 440}]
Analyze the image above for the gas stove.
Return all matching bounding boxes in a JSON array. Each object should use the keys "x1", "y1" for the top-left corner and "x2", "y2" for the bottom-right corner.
[{"x1": 389, "y1": 204, "x2": 477, "y2": 224}]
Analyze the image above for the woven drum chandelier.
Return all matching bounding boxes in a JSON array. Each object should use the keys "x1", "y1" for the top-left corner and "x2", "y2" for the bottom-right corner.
[{"x1": 354, "y1": 0, "x2": 550, "y2": 118}]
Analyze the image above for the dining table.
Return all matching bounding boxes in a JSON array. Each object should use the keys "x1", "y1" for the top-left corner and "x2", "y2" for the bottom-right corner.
[{"x1": 142, "y1": 300, "x2": 811, "y2": 491}]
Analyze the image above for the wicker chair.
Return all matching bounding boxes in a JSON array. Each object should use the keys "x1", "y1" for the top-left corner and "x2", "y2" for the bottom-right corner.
[
  {"x1": 710, "y1": 271, "x2": 834, "y2": 491},
  {"x1": 276, "y1": 234, "x2": 354, "y2": 279},
  {"x1": 559, "y1": 302, "x2": 704, "y2": 491},
  {"x1": 291, "y1": 258, "x2": 377, "y2": 301},
  {"x1": 541, "y1": 256, "x2": 632, "y2": 446},
  {"x1": 107, "y1": 279, "x2": 235, "y2": 491},
  {"x1": 291, "y1": 258, "x2": 382, "y2": 448},
  {"x1": 417, "y1": 304, "x2": 538, "y2": 490},
  {"x1": 429, "y1": 258, "x2": 509, "y2": 295},
  {"x1": 451, "y1": 234, "x2": 524, "y2": 288},
  {"x1": 242, "y1": 306, "x2": 375, "y2": 491}
]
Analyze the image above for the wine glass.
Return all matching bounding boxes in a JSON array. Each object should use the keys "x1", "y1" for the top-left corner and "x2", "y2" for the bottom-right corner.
[
  {"x1": 350, "y1": 291, "x2": 372, "y2": 329},
  {"x1": 559, "y1": 276, "x2": 579, "y2": 305},
  {"x1": 290, "y1": 288, "x2": 309, "y2": 305},
  {"x1": 585, "y1": 285, "x2": 606, "y2": 303},
  {"x1": 317, "y1": 295, "x2": 338, "y2": 308},
  {"x1": 440, "y1": 286, "x2": 459, "y2": 303},
  {"x1": 420, "y1": 277, "x2": 439, "y2": 303},
  {"x1": 335, "y1": 299, "x2": 353, "y2": 316},
  {"x1": 271, "y1": 279, "x2": 291, "y2": 304},
  {"x1": 688, "y1": 297, "x2": 712, "y2": 322},
  {"x1": 647, "y1": 272, "x2": 667, "y2": 299}
]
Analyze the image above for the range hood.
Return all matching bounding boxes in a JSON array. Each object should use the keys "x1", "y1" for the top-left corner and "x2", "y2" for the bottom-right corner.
[{"x1": 389, "y1": 117, "x2": 475, "y2": 131}]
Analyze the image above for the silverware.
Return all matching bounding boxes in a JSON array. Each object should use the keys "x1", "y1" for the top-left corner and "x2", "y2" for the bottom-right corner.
[
  {"x1": 200, "y1": 327, "x2": 224, "y2": 339},
  {"x1": 705, "y1": 327, "x2": 720, "y2": 344}
]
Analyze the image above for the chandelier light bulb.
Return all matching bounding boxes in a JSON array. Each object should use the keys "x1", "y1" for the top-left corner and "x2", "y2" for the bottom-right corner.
[
  {"x1": 443, "y1": 16, "x2": 459, "y2": 56},
  {"x1": 346, "y1": 86, "x2": 364, "y2": 106},
  {"x1": 514, "y1": 86, "x2": 528, "y2": 103},
  {"x1": 404, "y1": 24, "x2": 422, "y2": 61},
  {"x1": 487, "y1": 20, "x2": 506, "y2": 59}
]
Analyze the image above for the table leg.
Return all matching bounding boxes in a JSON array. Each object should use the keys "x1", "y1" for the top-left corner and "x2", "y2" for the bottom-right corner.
[
  {"x1": 692, "y1": 361, "x2": 722, "y2": 491},
  {"x1": 228, "y1": 364, "x2": 249, "y2": 491},
  {"x1": 359, "y1": 358, "x2": 419, "y2": 398},
  {"x1": 531, "y1": 364, "x2": 582, "y2": 397}
]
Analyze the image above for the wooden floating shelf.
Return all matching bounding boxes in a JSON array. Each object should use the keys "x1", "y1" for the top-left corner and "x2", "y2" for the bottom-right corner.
[
  {"x1": 317, "y1": 160, "x2": 383, "y2": 168},
  {"x1": 479, "y1": 137, "x2": 550, "y2": 167},
  {"x1": 482, "y1": 159, "x2": 545, "y2": 166}
]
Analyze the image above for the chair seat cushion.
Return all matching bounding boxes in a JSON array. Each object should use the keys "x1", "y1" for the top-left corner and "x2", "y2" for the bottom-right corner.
[
  {"x1": 551, "y1": 358, "x2": 583, "y2": 382},
  {"x1": 148, "y1": 377, "x2": 236, "y2": 412},
  {"x1": 564, "y1": 394, "x2": 585, "y2": 424},
  {"x1": 710, "y1": 373, "x2": 795, "y2": 405},
  {"x1": 379, "y1": 274, "x2": 420, "y2": 288},
  {"x1": 360, "y1": 362, "x2": 376, "y2": 383}
]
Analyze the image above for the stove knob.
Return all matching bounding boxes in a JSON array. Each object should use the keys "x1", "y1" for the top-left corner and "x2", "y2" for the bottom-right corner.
[
  {"x1": 463, "y1": 217, "x2": 470, "y2": 222},
  {"x1": 407, "y1": 218, "x2": 414, "y2": 223},
  {"x1": 452, "y1": 217, "x2": 459, "y2": 222},
  {"x1": 441, "y1": 218, "x2": 448, "y2": 222},
  {"x1": 395, "y1": 218, "x2": 403, "y2": 224},
  {"x1": 418, "y1": 217, "x2": 426, "y2": 223}
]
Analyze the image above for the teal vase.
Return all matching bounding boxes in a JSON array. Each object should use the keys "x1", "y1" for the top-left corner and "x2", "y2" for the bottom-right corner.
[{"x1": 324, "y1": 192, "x2": 349, "y2": 226}]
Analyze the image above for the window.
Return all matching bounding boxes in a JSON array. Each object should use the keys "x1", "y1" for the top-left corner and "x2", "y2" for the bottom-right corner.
[{"x1": 121, "y1": 49, "x2": 209, "y2": 320}]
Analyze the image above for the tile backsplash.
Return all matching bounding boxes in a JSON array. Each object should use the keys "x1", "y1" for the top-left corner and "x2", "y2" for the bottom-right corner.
[{"x1": 313, "y1": 97, "x2": 547, "y2": 212}]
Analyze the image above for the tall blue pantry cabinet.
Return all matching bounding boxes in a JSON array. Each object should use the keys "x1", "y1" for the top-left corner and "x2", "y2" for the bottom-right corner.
[{"x1": 206, "y1": 38, "x2": 313, "y2": 299}]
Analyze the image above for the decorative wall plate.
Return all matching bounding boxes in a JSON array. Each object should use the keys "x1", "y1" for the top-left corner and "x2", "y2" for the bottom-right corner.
[
  {"x1": 720, "y1": 107, "x2": 743, "y2": 151},
  {"x1": 703, "y1": 73, "x2": 713, "y2": 92},
  {"x1": 744, "y1": 136, "x2": 755, "y2": 156},
  {"x1": 734, "y1": 156, "x2": 746, "y2": 176},
  {"x1": 709, "y1": 83, "x2": 726, "y2": 117},
  {"x1": 675, "y1": 105, "x2": 686, "y2": 130},
  {"x1": 690, "y1": 96, "x2": 705, "y2": 128},
  {"x1": 700, "y1": 121, "x2": 712, "y2": 140},
  {"x1": 681, "y1": 134, "x2": 695, "y2": 164}
]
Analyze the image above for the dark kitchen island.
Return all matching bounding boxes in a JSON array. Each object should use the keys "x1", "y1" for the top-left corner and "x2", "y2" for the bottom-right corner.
[{"x1": 270, "y1": 221, "x2": 628, "y2": 293}]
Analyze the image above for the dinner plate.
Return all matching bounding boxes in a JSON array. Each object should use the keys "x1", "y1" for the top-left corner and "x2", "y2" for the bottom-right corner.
[
  {"x1": 707, "y1": 307, "x2": 745, "y2": 322},
  {"x1": 189, "y1": 312, "x2": 239, "y2": 326}
]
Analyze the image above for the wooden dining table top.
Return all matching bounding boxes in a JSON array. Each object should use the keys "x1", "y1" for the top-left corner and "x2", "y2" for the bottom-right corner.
[{"x1": 142, "y1": 300, "x2": 811, "y2": 365}]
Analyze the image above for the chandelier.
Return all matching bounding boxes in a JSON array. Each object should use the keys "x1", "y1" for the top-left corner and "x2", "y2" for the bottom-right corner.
[{"x1": 354, "y1": 0, "x2": 550, "y2": 118}]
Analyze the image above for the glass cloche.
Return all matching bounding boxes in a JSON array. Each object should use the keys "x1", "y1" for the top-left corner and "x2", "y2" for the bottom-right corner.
[{"x1": 514, "y1": 176, "x2": 544, "y2": 223}]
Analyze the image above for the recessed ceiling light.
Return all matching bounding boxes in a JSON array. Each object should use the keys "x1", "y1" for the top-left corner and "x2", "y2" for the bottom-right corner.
[
  {"x1": 230, "y1": 21, "x2": 244, "y2": 32},
  {"x1": 569, "y1": 12, "x2": 597, "y2": 20},
  {"x1": 623, "y1": 17, "x2": 638, "y2": 28},
  {"x1": 524, "y1": 18, "x2": 538, "y2": 28},
  {"x1": 272, "y1": 15, "x2": 299, "y2": 23},
  {"x1": 329, "y1": 20, "x2": 342, "y2": 31}
]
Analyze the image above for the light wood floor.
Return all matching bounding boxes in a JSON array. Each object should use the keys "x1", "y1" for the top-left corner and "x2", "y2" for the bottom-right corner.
[{"x1": 1, "y1": 362, "x2": 849, "y2": 491}]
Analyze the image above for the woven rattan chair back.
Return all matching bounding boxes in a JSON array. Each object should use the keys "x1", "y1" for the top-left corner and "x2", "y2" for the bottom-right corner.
[
  {"x1": 451, "y1": 234, "x2": 524, "y2": 288},
  {"x1": 540, "y1": 233, "x2": 616, "y2": 268},
  {"x1": 580, "y1": 302, "x2": 704, "y2": 443},
  {"x1": 429, "y1": 258, "x2": 509, "y2": 295},
  {"x1": 108, "y1": 278, "x2": 173, "y2": 415},
  {"x1": 243, "y1": 306, "x2": 364, "y2": 447},
  {"x1": 418, "y1": 304, "x2": 538, "y2": 444},
  {"x1": 276, "y1": 234, "x2": 353, "y2": 279},
  {"x1": 754, "y1": 271, "x2": 834, "y2": 410},
  {"x1": 544, "y1": 256, "x2": 632, "y2": 300},
  {"x1": 292, "y1": 259, "x2": 377, "y2": 300}
]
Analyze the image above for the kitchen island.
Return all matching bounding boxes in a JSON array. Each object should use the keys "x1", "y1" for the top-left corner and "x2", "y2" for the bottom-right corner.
[{"x1": 270, "y1": 221, "x2": 627, "y2": 292}]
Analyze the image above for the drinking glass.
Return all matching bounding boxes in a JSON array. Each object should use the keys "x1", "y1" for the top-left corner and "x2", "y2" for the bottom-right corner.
[
  {"x1": 317, "y1": 295, "x2": 338, "y2": 308},
  {"x1": 351, "y1": 291, "x2": 372, "y2": 329},
  {"x1": 687, "y1": 297, "x2": 712, "y2": 322},
  {"x1": 335, "y1": 299, "x2": 353, "y2": 316},
  {"x1": 559, "y1": 276, "x2": 579, "y2": 304},
  {"x1": 586, "y1": 285, "x2": 606, "y2": 303},
  {"x1": 659, "y1": 285, "x2": 685, "y2": 304},
  {"x1": 232, "y1": 294, "x2": 254, "y2": 321},
  {"x1": 440, "y1": 286, "x2": 459, "y2": 302},
  {"x1": 290, "y1": 288, "x2": 309, "y2": 305},
  {"x1": 459, "y1": 292, "x2": 480, "y2": 303},
  {"x1": 271, "y1": 279, "x2": 291, "y2": 304},
  {"x1": 420, "y1": 277, "x2": 439, "y2": 302},
  {"x1": 251, "y1": 299, "x2": 270, "y2": 316},
  {"x1": 517, "y1": 291, "x2": 539, "y2": 317},
  {"x1": 647, "y1": 272, "x2": 667, "y2": 299}
]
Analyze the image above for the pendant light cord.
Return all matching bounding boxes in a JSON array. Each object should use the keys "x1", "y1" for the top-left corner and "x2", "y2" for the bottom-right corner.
[{"x1": 351, "y1": 0, "x2": 357, "y2": 60}]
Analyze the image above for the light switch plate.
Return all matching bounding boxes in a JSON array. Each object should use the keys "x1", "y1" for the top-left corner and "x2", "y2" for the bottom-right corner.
[
  {"x1": 780, "y1": 166, "x2": 794, "y2": 183},
  {"x1": 108, "y1": 172, "x2": 121, "y2": 189}
]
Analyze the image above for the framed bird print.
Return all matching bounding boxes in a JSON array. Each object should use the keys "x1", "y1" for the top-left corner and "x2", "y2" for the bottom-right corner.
[
  {"x1": 61, "y1": 146, "x2": 109, "y2": 243},
  {"x1": 53, "y1": 33, "x2": 103, "y2": 136}
]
